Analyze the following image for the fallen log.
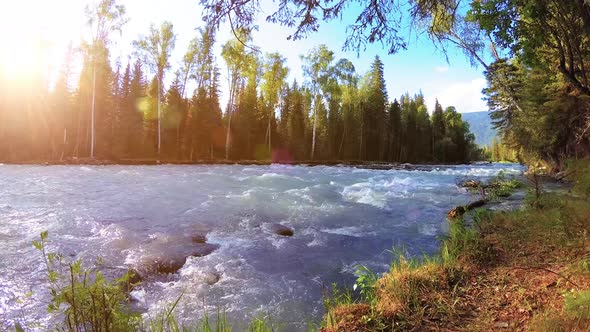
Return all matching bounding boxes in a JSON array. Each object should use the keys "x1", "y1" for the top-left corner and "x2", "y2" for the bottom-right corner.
[{"x1": 447, "y1": 199, "x2": 487, "y2": 219}]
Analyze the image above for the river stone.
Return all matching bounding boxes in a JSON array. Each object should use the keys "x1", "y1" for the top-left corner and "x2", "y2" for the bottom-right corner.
[
  {"x1": 146, "y1": 256, "x2": 187, "y2": 275},
  {"x1": 203, "y1": 272, "x2": 221, "y2": 285},
  {"x1": 270, "y1": 223, "x2": 294, "y2": 236},
  {"x1": 190, "y1": 233, "x2": 207, "y2": 244},
  {"x1": 191, "y1": 243, "x2": 220, "y2": 257},
  {"x1": 138, "y1": 242, "x2": 220, "y2": 276}
]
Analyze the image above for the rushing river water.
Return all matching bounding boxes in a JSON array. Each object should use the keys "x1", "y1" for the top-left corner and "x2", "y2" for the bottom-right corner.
[{"x1": 0, "y1": 163, "x2": 524, "y2": 330}]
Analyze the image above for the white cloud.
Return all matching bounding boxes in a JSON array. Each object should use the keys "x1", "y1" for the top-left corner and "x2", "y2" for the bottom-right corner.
[
  {"x1": 426, "y1": 78, "x2": 487, "y2": 113},
  {"x1": 434, "y1": 65, "x2": 449, "y2": 73}
]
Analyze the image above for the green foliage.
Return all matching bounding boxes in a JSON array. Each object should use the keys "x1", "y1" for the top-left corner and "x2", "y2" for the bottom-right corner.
[
  {"x1": 33, "y1": 232, "x2": 141, "y2": 331},
  {"x1": 487, "y1": 178, "x2": 522, "y2": 200},
  {"x1": 322, "y1": 282, "x2": 354, "y2": 312},
  {"x1": 530, "y1": 290, "x2": 590, "y2": 331},
  {"x1": 566, "y1": 159, "x2": 590, "y2": 198},
  {"x1": 147, "y1": 307, "x2": 235, "y2": 332},
  {"x1": 476, "y1": 1, "x2": 590, "y2": 168},
  {"x1": 353, "y1": 265, "x2": 379, "y2": 306},
  {"x1": 462, "y1": 171, "x2": 523, "y2": 201},
  {"x1": 489, "y1": 137, "x2": 519, "y2": 162},
  {"x1": 246, "y1": 314, "x2": 280, "y2": 332},
  {"x1": 441, "y1": 217, "x2": 484, "y2": 266},
  {"x1": 563, "y1": 290, "x2": 590, "y2": 320}
]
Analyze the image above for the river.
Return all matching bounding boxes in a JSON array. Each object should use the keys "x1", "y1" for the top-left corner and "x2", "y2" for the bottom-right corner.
[{"x1": 0, "y1": 163, "x2": 524, "y2": 330}]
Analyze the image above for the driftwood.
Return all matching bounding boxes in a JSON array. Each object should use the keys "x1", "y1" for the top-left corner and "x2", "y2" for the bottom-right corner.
[{"x1": 448, "y1": 199, "x2": 487, "y2": 219}]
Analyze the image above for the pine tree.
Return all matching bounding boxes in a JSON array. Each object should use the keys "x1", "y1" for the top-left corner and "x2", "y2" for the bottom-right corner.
[
  {"x1": 287, "y1": 81, "x2": 306, "y2": 159},
  {"x1": 388, "y1": 99, "x2": 402, "y2": 162},
  {"x1": 362, "y1": 56, "x2": 388, "y2": 161},
  {"x1": 432, "y1": 99, "x2": 446, "y2": 162},
  {"x1": 163, "y1": 75, "x2": 184, "y2": 158}
]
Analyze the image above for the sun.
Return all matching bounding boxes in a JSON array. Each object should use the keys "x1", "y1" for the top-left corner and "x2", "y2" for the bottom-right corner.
[
  {"x1": 0, "y1": 0, "x2": 86, "y2": 84},
  {"x1": 0, "y1": 35, "x2": 46, "y2": 84}
]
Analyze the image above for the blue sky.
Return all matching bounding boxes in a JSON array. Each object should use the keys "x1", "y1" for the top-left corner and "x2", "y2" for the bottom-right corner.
[{"x1": 1, "y1": 0, "x2": 488, "y2": 113}]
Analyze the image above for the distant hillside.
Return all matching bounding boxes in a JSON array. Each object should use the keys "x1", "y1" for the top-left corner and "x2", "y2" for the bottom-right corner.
[{"x1": 461, "y1": 111, "x2": 497, "y2": 147}]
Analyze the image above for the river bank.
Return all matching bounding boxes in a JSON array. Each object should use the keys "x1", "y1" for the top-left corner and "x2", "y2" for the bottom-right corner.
[
  {"x1": 5, "y1": 157, "x2": 487, "y2": 171},
  {"x1": 323, "y1": 161, "x2": 590, "y2": 331}
]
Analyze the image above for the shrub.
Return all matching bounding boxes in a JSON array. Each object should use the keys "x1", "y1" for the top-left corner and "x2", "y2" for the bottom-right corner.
[
  {"x1": 33, "y1": 231, "x2": 140, "y2": 331},
  {"x1": 566, "y1": 159, "x2": 590, "y2": 198}
]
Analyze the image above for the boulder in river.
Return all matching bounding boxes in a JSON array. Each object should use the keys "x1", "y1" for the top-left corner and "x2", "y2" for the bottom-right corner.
[
  {"x1": 142, "y1": 256, "x2": 188, "y2": 275},
  {"x1": 270, "y1": 223, "x2": 294, "y2": 236},
  {"x1": 203, "y1": 271, "x2": 221, "y2": 285},
  {"x1": 192, "y1": 243, "x2": 220, "y2": 257},
  {"x1": 135, "y1": 235, "x2": 220, "y2": 277},
  {"x1": 190, "y1": 233, "x2": 208, "y2": 244}
]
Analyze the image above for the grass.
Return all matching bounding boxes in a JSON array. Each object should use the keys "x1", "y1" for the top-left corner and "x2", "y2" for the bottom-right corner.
[{"x1": 321, "y1": 215, "x2": 482, "y2": 331}]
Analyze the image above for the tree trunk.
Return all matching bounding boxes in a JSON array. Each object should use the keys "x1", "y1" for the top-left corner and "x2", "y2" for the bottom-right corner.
[
  {"x1": 267, "y1": 112, "x2": 272, "y2": 156},
  {"x1": 225, "y1": 110, "x2": 232, "y2": 160},
  {"x1": 358, "y1": 118, "x2": 363, "y2": 160},
  {"x1": 60, "y1": 128, "x2": 67, "y2": 161},
  {"x1": 311, "y1": 101, "x2": 317, "y2": 160},
  {"x1": 90, "y1": 63, "x2": 96, "y2": 158},
  {"x1": 338, "y1": 125, "x2": 346, "y2": 159},
  {"x1": 157, "y1": 77, "x2": 161, "y2": 156}
]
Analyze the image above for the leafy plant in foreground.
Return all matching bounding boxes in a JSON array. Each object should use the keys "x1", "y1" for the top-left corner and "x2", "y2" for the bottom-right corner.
[
  {"x1": 33, "y1": 231, "x2": 140, "y2": 331},
  {"x1": 354, "y1": 265, "x2": 379, "y2": 306}
]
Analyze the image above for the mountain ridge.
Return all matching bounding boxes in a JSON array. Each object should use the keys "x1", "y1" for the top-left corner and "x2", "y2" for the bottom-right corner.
[{"x1": 461, "y1": 111, "x2": 497, "y2": 147}]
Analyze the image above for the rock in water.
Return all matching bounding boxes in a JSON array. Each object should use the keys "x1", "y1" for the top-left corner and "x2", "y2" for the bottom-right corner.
[
  {"x1": 190, "y1": 233, "x2": 207, "y2": 244},
  {"x1": 203, "y1": 272, "x2": 221, "y2": 285},
  {"x1": 145, "y1": 256, "x2": 187, "y2": 275},
  {"x1": 192, "y1": 243, "x2": 220, "y2": 257},
  {"x1": 270, "y1": 223, "x2": 294, "y2": 236},
  {"x1": 135, "y1": 233, "x2": 221, "y2": 277}
]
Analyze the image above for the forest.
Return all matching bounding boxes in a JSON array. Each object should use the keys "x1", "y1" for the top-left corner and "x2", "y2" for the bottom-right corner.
[
  {"x1": 198, "y1": 0, "x2": 590, "y2": 170},
  {"x1": 0, "y1": 1, "x2": 479, "y2": 164}
]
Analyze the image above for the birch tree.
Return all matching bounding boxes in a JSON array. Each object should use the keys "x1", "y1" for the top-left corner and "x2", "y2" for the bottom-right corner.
[
  {"x1": 301, "y1": 45, "x2": 334, "y2": 160},
  {"x1": 133, "y1": 21, "x2": 176, "y2": 155},
  {"x1": 261, "y1": 53, "x2": 289, "y2": 154},
  {"x1": 221, "y1": 29, "x2": 251, "y2": 159},
  {"x1": 85, "y1": 0, "x2": 127, "y2": 158}
]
